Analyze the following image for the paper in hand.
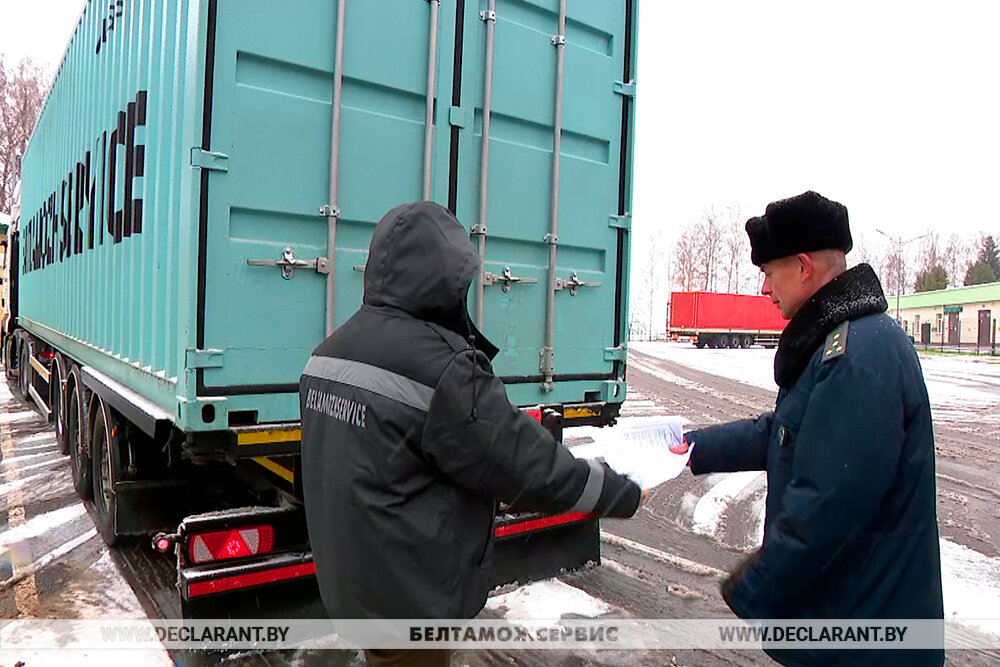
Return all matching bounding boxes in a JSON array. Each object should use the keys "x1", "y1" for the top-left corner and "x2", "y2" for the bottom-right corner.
[{"x1": 573, "y1": 417, "x2": 691, "y2": 489}]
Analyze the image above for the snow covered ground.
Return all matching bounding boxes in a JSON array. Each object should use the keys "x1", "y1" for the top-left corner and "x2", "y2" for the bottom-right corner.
[
  {"x1": 0, "y1": 380, "x2": 172, "y2": 667},
  {"x1": 631, "y1": 341, "x2": 1000, "y2": 427}
]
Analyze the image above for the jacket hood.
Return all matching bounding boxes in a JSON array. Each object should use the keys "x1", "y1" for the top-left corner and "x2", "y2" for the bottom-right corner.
[{"x1": 363, "y1": 201, "x2": 498, "y2": 357}]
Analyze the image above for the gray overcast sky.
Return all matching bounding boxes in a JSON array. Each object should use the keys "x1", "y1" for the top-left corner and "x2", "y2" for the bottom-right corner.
[{"x1": 3, "y1": 1, "x2": 998, "y2": 278}]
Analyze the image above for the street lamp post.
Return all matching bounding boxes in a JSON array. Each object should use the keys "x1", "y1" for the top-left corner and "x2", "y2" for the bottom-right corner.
[{"x1": 876, "y1": 229, "x2": 929, "y2": 323}]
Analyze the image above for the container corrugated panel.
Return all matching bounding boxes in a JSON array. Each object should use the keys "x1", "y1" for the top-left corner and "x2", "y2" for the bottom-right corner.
[
  {"x1": 19, "y1": 0, "x2": 203, "y2": 427},
  {"x1": 19, "y1": 0, "x2": 638, "y2": 432}
]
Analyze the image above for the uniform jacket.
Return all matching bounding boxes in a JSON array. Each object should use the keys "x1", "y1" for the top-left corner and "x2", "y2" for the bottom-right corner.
[
  {"x1": 687, "y1": 264, "x2": 944, "y2": 667},
  {"x1": 299, "y1": 201, "x2": 641, "y2": 620}
]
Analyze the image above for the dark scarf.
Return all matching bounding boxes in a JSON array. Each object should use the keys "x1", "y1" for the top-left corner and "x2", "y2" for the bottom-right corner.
[{"x1": 775, "y1": 263, "x2": 887, "y2": 387}]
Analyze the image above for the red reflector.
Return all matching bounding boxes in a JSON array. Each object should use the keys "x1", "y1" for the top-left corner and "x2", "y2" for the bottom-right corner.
[
  {"x1": 494, "y1": 512, "x2": 596, "y2": 538},
  {"x1": 187, "y1": 562, "x2": 316, "y2": 598},
  {"x1": 38, "y1": 351, "x2": 55, "y2": 360},
  {"x1": 525, "y1": 409, "x2": 543, "y2": 422},
  {"x1": 188, "y1": 525, "x2": 275, "y2": 564},
  {"x1": 155, "y1": 538, "x2": 171, "y2": 552}
]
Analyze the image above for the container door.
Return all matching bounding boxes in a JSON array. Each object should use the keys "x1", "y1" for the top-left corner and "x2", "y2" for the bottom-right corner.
[
  {"x1": 198, "y1": 0, "x2": 456, "y2": 393},
  {"x1": 451, "y1": 0, "x2": 632, "y2": 400}
]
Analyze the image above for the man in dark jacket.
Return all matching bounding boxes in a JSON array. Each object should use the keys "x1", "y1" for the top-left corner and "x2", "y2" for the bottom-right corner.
[
  {"x1": 674, "y1": 191, "x2": 944, "y2": 667},
  {"x1": 299, "y1": 201, "x2": 642, "y2": 666}
]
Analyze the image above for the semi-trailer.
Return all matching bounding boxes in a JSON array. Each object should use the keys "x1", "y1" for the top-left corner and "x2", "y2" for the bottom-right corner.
[
  {"x1": 669, "y1": 291, "x2": 787, "y2": 349},
  {"x1": 3, "y1": 0, "x2": 640, "y2": 615}
]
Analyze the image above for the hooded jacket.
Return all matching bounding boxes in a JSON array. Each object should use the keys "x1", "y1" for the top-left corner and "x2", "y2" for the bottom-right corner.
[
  {"x1": 687, "y1": 265, "x2": 944, "y2": 667},
  {"x1": 299, "y1": 201, "x2": 641, "y2": 620}
]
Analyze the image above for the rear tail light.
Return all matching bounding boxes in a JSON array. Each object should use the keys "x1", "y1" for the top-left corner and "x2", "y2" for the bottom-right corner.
[
  {"x1": 38, "y1": 350, "x2": 56, "y2": 360},
  {"x1": 188, "y1": 525, "x2": 275, "y2": 564},
  {"x1": 525, "y1": 408, "x2": 543, "y2": 422}
]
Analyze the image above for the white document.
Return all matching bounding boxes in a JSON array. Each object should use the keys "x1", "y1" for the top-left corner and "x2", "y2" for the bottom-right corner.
[{"x1": 572, "y1": 417, "x2": 692, "y2": 489}]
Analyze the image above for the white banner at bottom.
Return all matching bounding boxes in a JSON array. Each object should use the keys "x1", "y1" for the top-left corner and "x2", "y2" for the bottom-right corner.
[{"x1": 1, "y1": 618, "x2": 998, "y2": 650}]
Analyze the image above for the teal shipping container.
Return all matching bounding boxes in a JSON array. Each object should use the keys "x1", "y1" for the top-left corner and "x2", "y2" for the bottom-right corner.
[
  {"x1": 10, "y1": 0, "x2": 638, "y2": 606},
  {"x1": 18, "y1": 0, "x2": 637, "y2": 433}
]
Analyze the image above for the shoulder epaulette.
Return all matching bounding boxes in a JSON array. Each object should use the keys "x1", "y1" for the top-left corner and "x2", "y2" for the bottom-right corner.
[{"x1": 822, "y1": 321, "x2": 849, "y2": 362}]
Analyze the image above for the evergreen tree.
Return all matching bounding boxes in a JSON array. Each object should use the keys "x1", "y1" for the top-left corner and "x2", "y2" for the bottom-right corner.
[
  {"x1": 964, "y1": 261, "x2": 997, "y2": 286},
  {"x1": 914, "y1": 265, "x2": 949, "y2": 292}
]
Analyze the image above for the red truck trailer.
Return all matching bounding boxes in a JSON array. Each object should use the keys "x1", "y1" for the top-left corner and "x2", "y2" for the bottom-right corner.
[{"x1": 668, "y1": 292, "x2": 787, "y2": 349}]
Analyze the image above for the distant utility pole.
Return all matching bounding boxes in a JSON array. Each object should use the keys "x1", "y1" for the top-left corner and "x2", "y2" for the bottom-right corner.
[{"x1": 876, "y1": 229, "x2": 929, "y2": 322}]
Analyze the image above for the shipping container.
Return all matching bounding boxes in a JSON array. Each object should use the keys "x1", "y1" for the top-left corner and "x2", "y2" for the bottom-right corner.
[
  {"x1": 5, "y1": 0, "x2": 640, "y2": 613},
  {"x1": 668, "y1": 291, "x2": 786, "y2": 349}
]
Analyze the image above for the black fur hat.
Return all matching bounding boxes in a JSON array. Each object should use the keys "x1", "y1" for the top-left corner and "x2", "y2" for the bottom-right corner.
[{"x1": 745, "y1": 191, "x2": 852, "y2": 266}]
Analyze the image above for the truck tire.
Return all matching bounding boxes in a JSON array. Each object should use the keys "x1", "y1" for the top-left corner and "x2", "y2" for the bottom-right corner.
[
  {"x1": 53, "y1": 355, "x2": 69, "y2": 455},
  {"x1": 91, "y1": 397, "x2": 123, "y2": 546},
  {"x1": 695, "y1": 338, "x2": 707, "y2": 349},
  {"x1": 729, "y1": 334, "x2": 741, "y2": 348},
  {"x1": 67, "y1": 369, "x2": 93, "y2": 500},
  {"x1": 18, "y1": 344, "x2": 30, "y2": 398},
  {"x1": 3, "y1": 337, "x2": 15, "y2": 381},
  {"x1": 741, "y1": 335, "x2": 753, "y2": 349}
]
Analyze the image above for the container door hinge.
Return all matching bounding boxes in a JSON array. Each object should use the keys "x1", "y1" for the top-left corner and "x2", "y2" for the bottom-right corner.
[
  {"x1": 186, "y1": 349, "x2": 224, "y2": 369},
  {"x1": 449, "y1": 106, "x2": 470, "y2": 128},
  {"x1": 604, "y1": 346, "x2": 627, "y2": 362},
  {"x1": 614, "y1": 80, "x2": 636, "y2": 98},
  {"x1": 609, "y1": 214, "x2": 631, "y2": 230},
  {"x1": 190, "y1": 148, "x2": 229, "y2": 172}
]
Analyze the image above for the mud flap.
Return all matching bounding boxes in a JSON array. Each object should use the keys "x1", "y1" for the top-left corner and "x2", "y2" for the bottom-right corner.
[
  {"x1": 489, "y1": 514, "x2": 601, "y2": 588},
  {"x1": 113, "y1": 479, "x2": 190, "y2": 535}
]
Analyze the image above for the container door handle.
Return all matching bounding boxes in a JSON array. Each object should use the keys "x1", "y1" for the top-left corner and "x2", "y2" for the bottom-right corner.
[
  {"x1": 555, "y1": 272, "x2": 601, "y2": 296},
  {"x1": 247, "y1": 246, "x2": 329, "y2": 280},
  {"x1": 483, "y1": 266, "x2": 539, "y2": 293}
]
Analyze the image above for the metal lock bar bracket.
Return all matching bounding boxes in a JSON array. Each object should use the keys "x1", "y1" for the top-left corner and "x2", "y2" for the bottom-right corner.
[
  {"x1": 555, "y1": 272, "x2": 601, "y2": 296},
  {"x1": 483, "y1": 266, "x2": 539, "y2": 293},
  {"x1": 247, "y1": 246, "x2": 328, "y2": 280}
]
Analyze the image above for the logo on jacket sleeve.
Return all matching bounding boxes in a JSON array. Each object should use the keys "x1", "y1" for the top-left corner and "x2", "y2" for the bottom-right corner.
[{"x1": 305, "y1": 388, "x2": 367, "y2": 428}]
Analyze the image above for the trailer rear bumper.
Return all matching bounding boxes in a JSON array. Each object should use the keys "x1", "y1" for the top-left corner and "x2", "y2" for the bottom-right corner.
[
  {"x1": 182, "y1": 551, "x2": 316, "y2": 599},
  {"x1": 173, "y1": 510, "x2": 601, "y2": 603}
]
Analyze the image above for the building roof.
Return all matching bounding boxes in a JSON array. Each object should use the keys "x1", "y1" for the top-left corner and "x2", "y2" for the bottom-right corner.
[{"x1": 891, "y1": 281, "x2": 1000, "y2": 309}]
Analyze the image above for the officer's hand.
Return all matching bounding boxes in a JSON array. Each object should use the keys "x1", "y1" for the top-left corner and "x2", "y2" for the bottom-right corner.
[
  {"x1": 640, "y1": 488, "x2": 649, "y2": 505},
  {"x1": 669, "y1": 437, "x2": 691, "y2": 467}
]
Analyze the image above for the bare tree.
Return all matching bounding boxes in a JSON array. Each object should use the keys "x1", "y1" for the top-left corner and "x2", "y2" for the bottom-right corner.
[
  {"x1": 942, "y1": 233, "x2": 971, "y2": 288},
  {"x1": 721, "y1": 204, "x2": 752, "y2": 294},
  {"x1": 693, "y1": 207, "x2": 724, "y2": 291},
  {"x1": 0, "y1": 56, "x2": 48, "y2": 214},
  {"x1": 671, "y1": 224, "x2": 699, "y2": 291},
  {"x1": 882, "y1": 249, "x2": 905, "y2": 297},
  {"x1": 917, "y1": 231, "x2": 940, "y2": 273}
]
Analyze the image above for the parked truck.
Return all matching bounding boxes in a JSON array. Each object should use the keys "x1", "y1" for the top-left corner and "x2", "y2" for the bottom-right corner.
[
  {"x1": 2, "y1": 0, "x2": 639, "y2": 615},
  {"x1": 669, "y1": 291, "x2": 786, "y2": 349}
]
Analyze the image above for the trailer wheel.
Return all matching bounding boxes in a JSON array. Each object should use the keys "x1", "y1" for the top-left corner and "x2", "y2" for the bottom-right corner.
[
  {"x1": 18, "y1": 344, "x2": 30, "y2": 398},
  {"x1": 695, "y1": 338, "x2": 707, "y2": 349},
  {"x1": 741, "y1": 335, "x2": 753, "y2": 349},
  {"x1": 53, "y1": 356, "x2": 69, "y2": 455},
  {"x1": 3, "y1": 337, "x2": 15, "y2": 381},
  {"x1": 728, "y1": 334, "x2": 741, "y2": 348},
  {"x1": 67, "y1": 370, "x2": 93, "y2": 500},
  {"x1": 91, "y1": 397, "x2": 123, "y2": 546}
]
